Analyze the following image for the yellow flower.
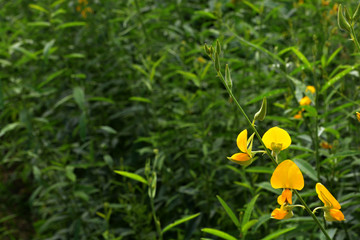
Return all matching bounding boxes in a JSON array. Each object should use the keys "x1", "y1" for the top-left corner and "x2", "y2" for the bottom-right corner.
[
  {"x1": 271, "y1": 160, "x2": 304, "y2": 205},
  {"x1": 320, "y1": 141, "x2": 332, "y2": 149},
  {"x1": 356, "y1": 112, "x2": 360, "y2": 122},
  {"x1": 271, "y1": 204, "x2": 293, "y2": 220},
  {"x1": 315, "y1": 183, "x2": 345, "y2": 221},
  {"x1": 299, "y1": 85, "x2": 315, "y2": 106},
  {"x1": 262, "y1": 127, "x2": 291, "y2": 153},
  {"x1": 299, "y1": 96, "x2": 311, "y2": 106},
  {"x1": 227, "y1": 129, "x2": 253, "y2": 166},
  {"x1": 294, "y1": 110, "x2": 303, "y2": 119}
]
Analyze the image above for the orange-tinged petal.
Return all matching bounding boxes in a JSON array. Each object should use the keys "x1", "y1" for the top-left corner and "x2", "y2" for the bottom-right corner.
[
  {"x1": 271, "y1": 160, "x2": 304, "y2": 190},
  {"x1": 306, "y1": 86, "x2": 316, "y2": 94},
  {"x1": 315, "y1": 183, "x2": 341, "y2": 209},
  {"x1": 271, "y1": 207, "x2": 293, "y2": 220},
  {"x1": 277, "y1": 189, "x2": 293, "y2": 205},
  {"x1": 262, "y1": 127, "x2": 291, "y2": 151},
  {"x1": 356, "y1": 112, "x2": 360, "y2": 122},
  {"x1": 328, "y1": 209, "x2": 345, "y2": 221},
  {"x1": 227, "y1": 153, "x2": 252, "y2": 166},
  {"x1": 236, "y1": 129, "x2": 248, "y2": 153},
  {"x1": 299, "y1": 96, "x2": 311, "y2": 106}
]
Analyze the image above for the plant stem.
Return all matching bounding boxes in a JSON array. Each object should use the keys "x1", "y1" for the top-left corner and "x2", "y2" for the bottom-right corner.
[
  {"x1": 150, "y1": 196, "x2": 163, "y2": 240},
  {"x1": 216, "y1": 71, "x2": 277, "y2": 166},
  {"x1": 350, "y1": 24, "x2": 360, "y2": 52},
  {"x1": 294, "y1": 190, "x2": 331, "y2": 240},
  {"x1": 134, "y1": 0, "x2": 149, "y2": 41}
]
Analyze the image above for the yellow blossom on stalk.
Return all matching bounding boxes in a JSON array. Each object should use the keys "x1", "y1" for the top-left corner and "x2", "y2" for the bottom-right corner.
[
  {"x1": 271, "y1": 160, "x2": 304, "y2": 205},
  {"x1": 314, "y1": 183, "x2": 345, "y2": 221},
  {"x1": 320, "y1": 141, "x2": 333, "y2": 149},
  {"x1": 227, "y1": 129, "x2": 253, "y2": 166},
  {"x1": 271, "y1": 204, "x2": 294, "y2": 220},
  {"x1": 262, "y1": 127, "x2": 291, "y2": 154},
  {"x1": 356, "y1": 112, "x2": 360, "y2": 122}
]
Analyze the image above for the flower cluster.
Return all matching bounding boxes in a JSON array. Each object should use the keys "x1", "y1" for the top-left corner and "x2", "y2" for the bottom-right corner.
[
  {"x1": 294, "y1": 85, "x2": 316, "y2": 119},
  {"x1": 76, "y1": 0, "x2": 93, "y2": 18},
  {"x1": 228, "y1": 126, "x2": 345, "y2": 221}
]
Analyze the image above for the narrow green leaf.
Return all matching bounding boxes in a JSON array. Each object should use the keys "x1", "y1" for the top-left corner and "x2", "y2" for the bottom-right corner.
[
  {"x1": 88, "y1": 97, "x2": 114, "y2": 104},
  {"x1": 294, "y1": 159, "x2": 318, "y2": 181},
  {"x1": 327, "y1": 47, "x2": 343, "y2": 66},
  {"x1": 65, "y1": 166, "x2": 76, "y2": 182},
  {"x1": 241, "y1": 219, "x2": 258, "y2": 233},
  {"x1": 100, "y1": 126, "x2": 117, "y2": 134},
  {"x1": 0, "y1": 122, "x2": 24, "y2": 137},
  {"x1": 129, "y1": 96, "x2": 152, "y2": 103},
  {"x1": 216, "y1": 195, "x2": 241, "y2": 228},
  {"x1": 29, "y1": 4, "x2": 48, "y2": 13},
  {"x1": 58, "y1": 22, "x2": 86, "y2": 29},
  {"x1": 245, "y1": 166, "x2": 273, "y2": 174},
  {"x1": 242, "y1": 194, "x2": 259, "y2": 228},
  {"x1": 28, "y1": 21, "x2": 51, "y2": 27},
  {"x1": 291, "y1": 47, "x2": 312, "y2": 70},
  {"x1": 162, "y1": 213, "x2": 200, "y2": 233},
  {"x1": 261, "y1": 227, "x2": 296, "y2": 240},
  {"x1": 38, "y1": 69, "x2": 66, "y2": 88},
  {"x1": 321, "y1": 65, "x2": 357, "y2": 93},
  {"x1": 64, "y1": 53, "x2": 85, "y2": 59},
  {"x1": 247, "y1": 88, "x2": 287, "y2": 105},
  {"x1": 201, "y1": 228, "x2": 237, "y2": 240},
  {"x1": 114, "y1": 170, "x2": 148, "y2": 184},
  {"x1": 243, "y1": 0, "x2": 260, "y2": 13},
  {"x1": 73, "y1": 87, "x2": 86, "y2": 110}
]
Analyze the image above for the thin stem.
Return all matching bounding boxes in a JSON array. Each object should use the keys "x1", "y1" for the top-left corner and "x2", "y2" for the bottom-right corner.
[
  {"x1": 294, "y1": 191, "x2": 331, "y2": 240},
  {"x1": 313, "y1": 68, "x2": 321, "y2": 181},
  {"x1": 350, "y1": 24, "x2": 360, "y2": 52},
  {"x1": 216, "y1": 71, "x2": 277, "y2": 166},
  {"x1": 150, "y1": 196, "x2": 163, "y2": 240}
]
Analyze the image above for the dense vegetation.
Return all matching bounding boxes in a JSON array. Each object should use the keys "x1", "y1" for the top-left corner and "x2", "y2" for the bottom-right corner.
[{"x1": 1, "y1": 0, "x2": 360, "y2": 239}]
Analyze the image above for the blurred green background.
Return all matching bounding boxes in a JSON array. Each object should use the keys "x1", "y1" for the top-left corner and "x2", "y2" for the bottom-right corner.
[{"x1": 0, "y1": 0, "x2": 359, "y2": 239}]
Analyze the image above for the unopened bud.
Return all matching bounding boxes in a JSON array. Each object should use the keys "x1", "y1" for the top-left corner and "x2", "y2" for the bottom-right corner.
[
  {"x1": 254, "y1": 97, "x2": 267, "y2": 121},
  {"x1": 225, "y1": 64, "x2": 232, "y2": 89}
]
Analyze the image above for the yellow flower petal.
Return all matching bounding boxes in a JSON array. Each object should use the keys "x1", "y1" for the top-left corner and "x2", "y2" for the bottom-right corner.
[
  {"x1": 236, "y1": 129, "x2": 248, "y2": 154},
  {"x1": 271, "y1": 160, "x2": 304, "y2": 190},
  {"x1": 277, "y1": 189, "x2": 292, "y2": 205},
  {"x1": 271, "y1": 207, "x2": 293, "y2": 220},
  {"x1": 306, "y1": 85, "x2": 316, "y2": 94},
  {"x1": 299, "y1": 96, "x2": 311, "y2": 106},
  {"x1": 328, "y1": 209, "x2": 345, "y2": 221},
  {"x1": 227, "y1": 153, "x2": 252, "y2": 166},
  {"x1": 315, "y1": 183, "x2": 341, "y2": 209},
  {"x1": 262, "y1": 127, "x2": 291, "y2": 151},
  {"x1": 356, "y1": 112, "x2": 360, "y2": 122}
]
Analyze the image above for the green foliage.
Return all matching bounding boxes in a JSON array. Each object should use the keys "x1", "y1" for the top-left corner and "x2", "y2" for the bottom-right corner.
[{"x1": 1, "y1": 0, "x2": 360, "y2": 239}]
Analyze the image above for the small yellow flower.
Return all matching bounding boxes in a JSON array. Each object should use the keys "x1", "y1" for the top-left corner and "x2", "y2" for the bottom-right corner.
[
  {"x1": 356, "y1": 112, "x2": 360, "y2": 122},
  {"x1": 305, "y1": 85, "x2": 315, "y2": 94},
  {"x1": 294, "y1": 111, "x2": 303, "y2": 119},
  {"x1": 315, "y1": 183, "x2": 345, "y2": 221},
  {"x1": 321, "y1": 0, "x2": 330, "y2": 6},
  {"x1": 320, "y1": 141, "x2": 332, "y2": 149},
  {"x1": 299, "y1": 96, "x2": 311, "y2": 106},
  {"x1": 227, "y1": 129, "x2": 253, "y2": 166},
  {"x1": 197, "y1": 56, "x2": 206, "y2": 64},
  {"x1": 271, "y1": 204, "x2": 293, "y2": 220},
  {"x1": 262, "y1": 127, "x2": 291, "y2": 153},
  {"x1": 271, "y1": 160, "x2": 304, "y2": 205}
]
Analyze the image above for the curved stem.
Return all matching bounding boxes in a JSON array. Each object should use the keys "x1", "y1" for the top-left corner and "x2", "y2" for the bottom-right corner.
[{"x1": 350, "y1": 24, "x2": 360, "y2": 52}]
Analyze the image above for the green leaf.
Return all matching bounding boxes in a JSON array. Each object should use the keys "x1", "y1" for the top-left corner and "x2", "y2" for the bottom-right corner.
[
  {"x1": 162, "y1": 213, "x2": 200, "y2": 233},
  {"x1": 242, "y1": 194, "x2": 259, "y2": 230},
  {"x1": 245, "y1": 166, "x2": 273, "y2": 174},
  {"x1": 290, "y1": 47, "x2": 312, "y2": 70},
  {"x1": 294, "y1": 159, "x2": 318, "y2": 181},
  {"x1": 216, "y1": 195, "x2": 241, "y2": 228},
  {"x1": 114, "y1": 170, "x2": 148, "y2": 184},
  {"x1": 64, "y1": 53, "x2": 85, "y2": 59},
  {"x1": 57, "y1": 22, "x2": 86, "y2": 29},
  {"x1": 241, "y1": 219, "x2": 258, "y2": 233},
  {"x1": 100, "y1": 126, "x2": 117, "y2": 134},
  {"x1": 321, "y1": 65, "x2": 358, "y2": 93},
  {"x1": 38, "y1": 69, "x2": 66, "y2": 88},
  {"x1": 88, "y1": 97, "x2": 114, "y2": 104},
  {"x1": 129, "y1": 96, "x2": 152, "y2": 103},
  {"x1": 65, "y1": 166, "x2": 76, "y2": 182},
  {"x1": 261, "y1": 227, "x2": 296, "y2": 240},
  {"x1": 0, "y1": 122, "x2": 24, "y2": 137},
  {"x1": 201, "y1": 228, "x2": 237, "y2": 240},
  {"x1": 176, "y1": 70, "x2": 200, "y2": 87},
  {"x1": 29, "y1": 4, "x2": 48, "y2": 13},
  {"x1": 73, "y1": 87, "x2": 86, "y2": 110},
  {"x1": 28, "y1": 21, "x2": 51, "y2": 27},
  {"x1": 247, "y1": 88, "x2": 287, "y2": 105},
  {"x1": 327, "y1": 47, "x2": 343, "y2": 66}
]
